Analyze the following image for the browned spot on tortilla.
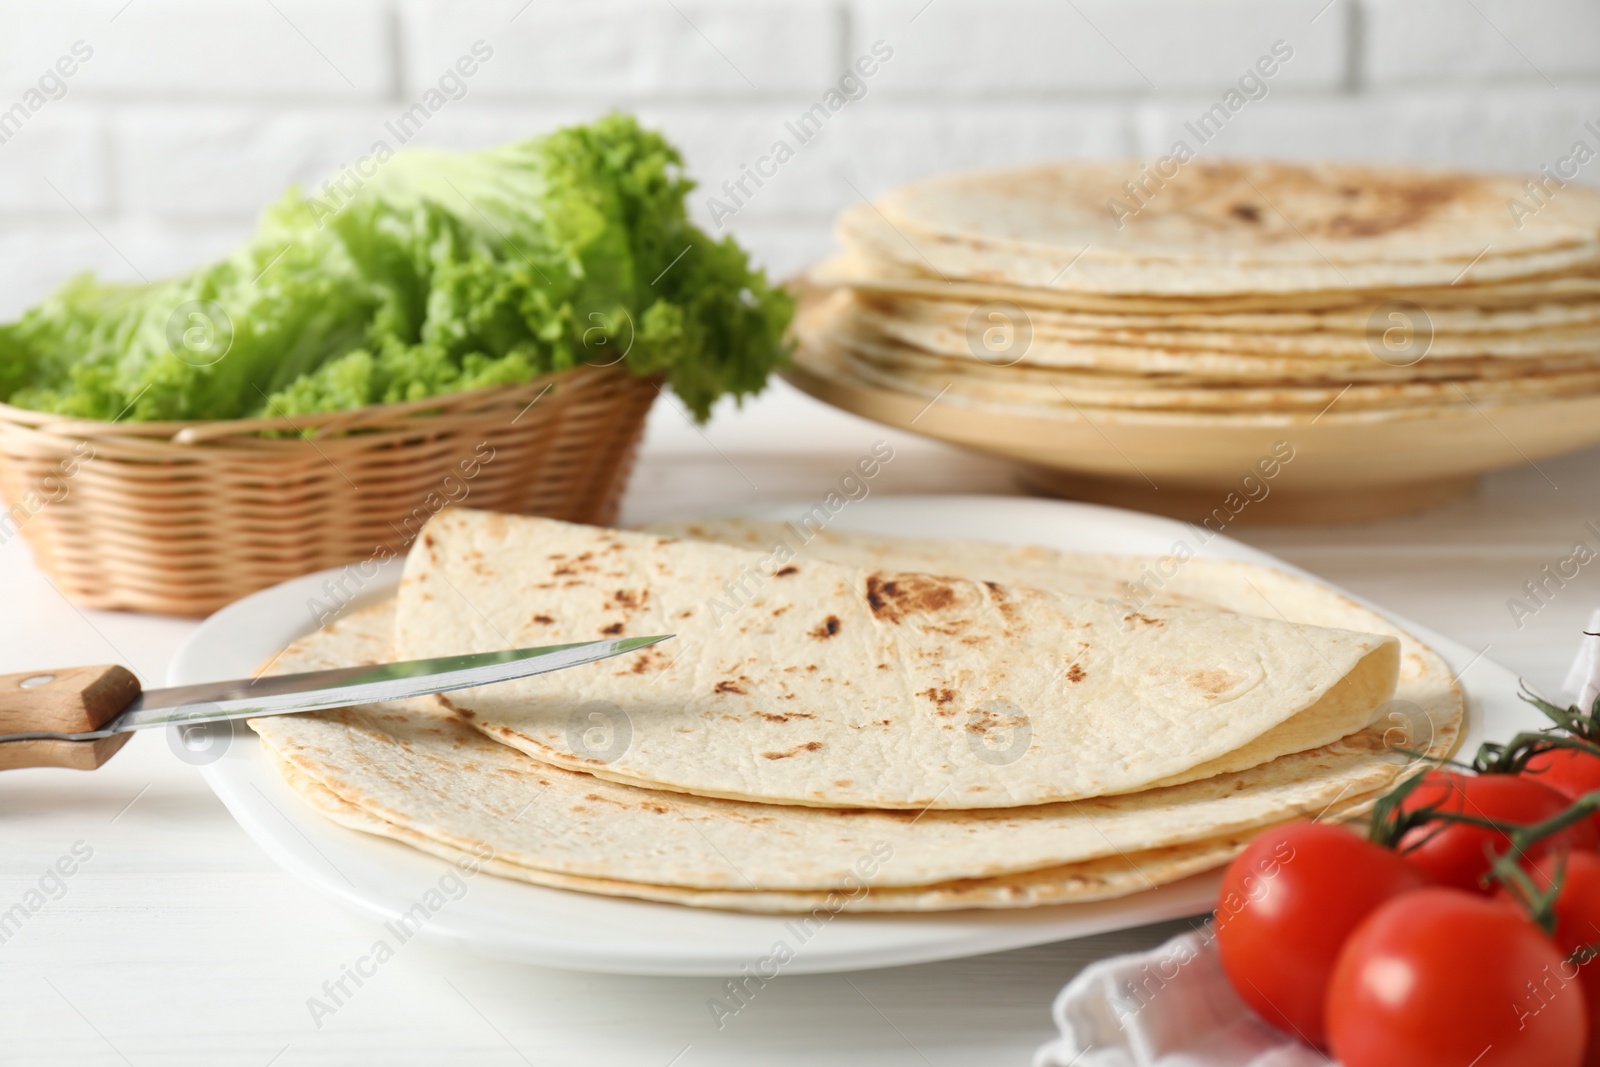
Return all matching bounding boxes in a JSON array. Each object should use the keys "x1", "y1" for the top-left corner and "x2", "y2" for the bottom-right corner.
[
  {"x1": 1124, "y1": 613, "x2": 1165, "y2": 628},
  {"x1": 612, "y1": 589, "x2": 645, "y2": 609},
  {"x1": 643, "y1": 803, "x2": 671, "y2": 813},
  {"x1": 833, "y1": 779, "x2": 853, "y2": 787},
  {"x1": 774, "y1": 565, "x2": 799, "y2": 577},
  {"x1": 771, "y1": 605, "x2": 790, "y2": 616},
  {"x1": 761, "y1": 741, "x2": 824, "y2": 760},
  {"x1": 1187, "y1": 668, "x2": 1237, "y2": 695},
  {"x1": 966, "y1": 705, "x2": 1028, "y2": 737},
  {"x1": 1065, "y1": 664, "x2": 1087, "y2": 683},
  {"x1": 599, "y1": 622, "x2": 624, "y2": 636},
  {"x1": 531, "y1": 614, "x2": 554, "y2": 625},
  {"x1": 1186, "y1": 161, "x2": 1472, "y2": 240},
  {"x1": 1324, "y1": 179, "x2": 1466, "y2": 237},
  {"x1": 809, "y1": 615, "x2": 841, "y2": 639},
  {"x1": 917, "y1": 687, "x2": 956, "y2": 705},
  {"x1": 756, "y1": 711, "x2": 816, "y2": 723},
  {"x1": 865, "y1": 573, "x2": 959, "y2": 624}
]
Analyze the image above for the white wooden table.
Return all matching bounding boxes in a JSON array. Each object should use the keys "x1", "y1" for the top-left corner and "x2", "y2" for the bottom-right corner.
[{"x1": 2, "y1": 383, "x2": 1596, "y2": 1066}]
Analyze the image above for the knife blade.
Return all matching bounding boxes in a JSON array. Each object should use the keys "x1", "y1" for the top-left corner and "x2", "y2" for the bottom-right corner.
[{"x1": 0, "y1": 634, "x2": 672, "y2": 748}]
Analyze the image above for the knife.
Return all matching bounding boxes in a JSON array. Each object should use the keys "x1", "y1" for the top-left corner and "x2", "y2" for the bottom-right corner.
[{"x1": 0, "y1": 634, "x2": 671, "y2": 772}]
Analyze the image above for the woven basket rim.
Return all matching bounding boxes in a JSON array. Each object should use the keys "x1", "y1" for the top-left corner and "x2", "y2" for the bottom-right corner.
[
  {"x1": 0, "y1": 363, "x2": 659, "y2": 442},
  {"x1": 0, "y1": 363, "x2": 660, "y2": 616}
]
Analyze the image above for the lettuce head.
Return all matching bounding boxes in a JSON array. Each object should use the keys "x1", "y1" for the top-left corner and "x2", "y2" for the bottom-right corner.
[{"x1": 0, "y1": 115, "x2": 791, "y2": 422}]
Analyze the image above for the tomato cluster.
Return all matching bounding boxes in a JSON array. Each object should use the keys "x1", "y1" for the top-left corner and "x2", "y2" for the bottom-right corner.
[{"x1": 1214, "y1": 696, "x2": 1600, "y2": 1067}]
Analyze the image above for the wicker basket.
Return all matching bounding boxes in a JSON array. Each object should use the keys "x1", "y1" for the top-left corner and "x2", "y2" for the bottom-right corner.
[{"x1": 0, "y1": 365, "x2": 660, "y2": 616}]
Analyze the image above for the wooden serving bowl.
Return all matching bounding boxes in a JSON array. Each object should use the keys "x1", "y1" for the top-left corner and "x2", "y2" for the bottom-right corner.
[{"x1": 784, "y1": 346, "x2": 1600, "y2": 525}]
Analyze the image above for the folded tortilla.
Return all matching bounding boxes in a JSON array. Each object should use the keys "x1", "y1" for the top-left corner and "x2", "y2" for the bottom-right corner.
[
  {"x1": 394, "y1": 509, "x2": 1400, "y2": 809},
  {"x1": 645, "y1": 517, "x2": 1463, "y2": 790}
]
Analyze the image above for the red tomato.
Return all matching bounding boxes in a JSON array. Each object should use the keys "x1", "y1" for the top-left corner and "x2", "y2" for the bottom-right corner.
[
  {"x1": 1523, "y1": 746, "x2": 1600, "y2": 836},
  {"x1": 1499, "y1": 852, "x2": 1600, "y2": 1067},
  {"x1": 1214, "y1": 822, "x2": 1431, "y2": 1048},
  {"x1": 1327, "y1": 888, "x2": 1588, "y2": 1067},
  {"x1": 1396, "y1": 770, "x2": 1597, "y2": 891}
]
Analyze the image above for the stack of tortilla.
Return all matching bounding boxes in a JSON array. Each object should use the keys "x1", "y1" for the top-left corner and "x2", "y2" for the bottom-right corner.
[
  {"x1": 798, "y1": 159, "x2": 1600, "y2": 417},
  {"x1": 250, "y1": 508, "x2": 1461, "y2": 913}
]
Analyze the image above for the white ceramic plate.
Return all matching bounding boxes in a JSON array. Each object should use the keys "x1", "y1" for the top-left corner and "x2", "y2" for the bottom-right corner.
[{"x1": 181, "y1": 495, "x2": 1527, "y2": 976}]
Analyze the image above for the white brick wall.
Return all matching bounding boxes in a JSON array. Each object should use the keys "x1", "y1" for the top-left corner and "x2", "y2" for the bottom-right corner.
[
  {"x1": 0, "y1": 0, "x2": 1596, "y2": 448},
  {"x1": 1361, "y1": 0, "x2": 1600, "y2": 88},
  {"x1": 1133, "y1": 86, "x2": 1600, "y2": 166},
  {"x1": 0, "y1": 1, "x2": 395, "y2": 99},
  {"x1": 853, "y1": 0, "x2": 1349, "y2": 94},
  {"x1": 401, "y1": 1, "x2": 842, "y2": 98}
]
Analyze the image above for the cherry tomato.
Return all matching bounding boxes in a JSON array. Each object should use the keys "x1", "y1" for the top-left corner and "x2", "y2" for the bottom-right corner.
[
  {"x1": 1327, "y1": 888, "x2": 1587, "y2": 1067},
  {"x1": 1396, "y1": 770, "x2": 1597, "y2": 891},
  {"x1": 1214, "y1": 821, "x2": 1431, "y2": 1048},
  {"x1": 1522, "y1": 746, "x2": 1600, "y2": 836},
  {"x1": 1498, "y1": 852, "x2": 1600, "y2": 1067}
]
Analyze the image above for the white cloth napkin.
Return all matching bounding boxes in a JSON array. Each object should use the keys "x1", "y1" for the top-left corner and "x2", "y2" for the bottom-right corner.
[
  {"x1": 1037, "y1": 622, "x2": 1600, "y2": 1067},
  {"x1": 1033, "y1": 927, "x2": 1331, "y2": 1067},
  {"x1": 1562, "y1": 609, "x2": 1600, "y2": 715}
]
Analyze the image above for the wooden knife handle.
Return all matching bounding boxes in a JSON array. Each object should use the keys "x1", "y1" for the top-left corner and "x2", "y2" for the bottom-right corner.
[
  {"x1": 0, "y1": 734, "x2": 133, "y2": 772},
  {"x1": 0, "y1": 665, "x2": 141, "y2": 771}
]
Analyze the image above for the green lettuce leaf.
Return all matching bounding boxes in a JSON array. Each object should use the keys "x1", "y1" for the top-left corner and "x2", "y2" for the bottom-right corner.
[{"x1": 0, "y1": 114, "x2": 791, "y2": 423}]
